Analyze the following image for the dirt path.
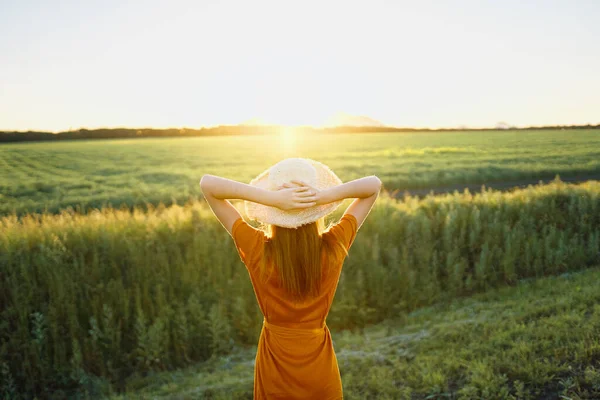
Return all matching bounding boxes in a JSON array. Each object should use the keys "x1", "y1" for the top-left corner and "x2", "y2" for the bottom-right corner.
[{"x1": 387, "y1": 173, "x2": 600, "y2": 199}]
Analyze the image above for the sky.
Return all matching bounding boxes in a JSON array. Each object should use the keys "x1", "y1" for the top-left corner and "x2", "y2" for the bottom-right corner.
[{"x1": 0, "y1": 0, "x2": 599, "y2": 132}]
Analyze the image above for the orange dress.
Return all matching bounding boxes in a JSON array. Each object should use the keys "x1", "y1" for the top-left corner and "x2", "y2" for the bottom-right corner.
[{"x1": 232, "y1": 214, "x2": 358, "y2": 400}]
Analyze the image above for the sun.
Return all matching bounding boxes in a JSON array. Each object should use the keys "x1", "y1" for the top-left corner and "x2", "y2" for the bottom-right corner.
[{"x1": 280, "y1": 127, "x2": 297, "y2": 155}]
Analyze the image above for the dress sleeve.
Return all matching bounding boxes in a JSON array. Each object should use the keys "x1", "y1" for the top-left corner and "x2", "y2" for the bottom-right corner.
[
  {"x1": 328, "y1": 213, "x2": 358, "y2": 252},
  {"x1": 232, "y1": 217, "x2": 265, "y2": 267}
]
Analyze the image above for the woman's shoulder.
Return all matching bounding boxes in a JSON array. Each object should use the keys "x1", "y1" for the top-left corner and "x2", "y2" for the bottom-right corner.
[
  {"x1": 323, "y1": 214, "x2": 358, "y2": 251},
  {"x1": 232, "y1": 217, "x2": 267, "y2": 266}
]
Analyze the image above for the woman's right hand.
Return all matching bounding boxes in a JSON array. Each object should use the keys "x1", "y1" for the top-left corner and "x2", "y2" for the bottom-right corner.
[
  {"x1": 272, "y1": 181, "x2": 319, "y2": 211},
  {"x1": 282, "y1": 180, "x2": 322, "y2": 205}
]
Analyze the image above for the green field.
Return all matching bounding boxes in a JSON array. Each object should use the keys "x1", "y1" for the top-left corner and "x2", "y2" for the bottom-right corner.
[
  {"x1": 2, "y1": 179, "x2": 599, "y2": 398},
  {"x1": 1, "y1": 129, "x2": 599, "y2": 216},
  {"x1": 2, "y1": 129, "x2": 600, "y2": 398},
  {"x1": 109, "y1": 264, "x2": 600, "y2": 399}
]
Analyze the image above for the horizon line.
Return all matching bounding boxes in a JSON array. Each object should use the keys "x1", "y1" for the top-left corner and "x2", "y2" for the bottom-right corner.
[{"x1": 3, "y1": 121, "x2": 600, "y2": 134}]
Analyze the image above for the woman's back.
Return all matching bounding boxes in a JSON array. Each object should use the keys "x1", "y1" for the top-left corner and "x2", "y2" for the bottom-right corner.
[{"x1": 232, "y1": 213, "x2": 358, "y2": 399}]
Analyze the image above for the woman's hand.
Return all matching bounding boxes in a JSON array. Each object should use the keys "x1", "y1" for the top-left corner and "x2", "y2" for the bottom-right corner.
[{"x1": 271, "y1": 180, "x2": 319, "y2": 211}]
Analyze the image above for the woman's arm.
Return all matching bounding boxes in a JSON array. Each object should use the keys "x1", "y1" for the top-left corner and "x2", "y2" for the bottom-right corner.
[
  {"x1": 200, "y1": 174, "x2": 276, "y2": 206},
  {"x1": 200, "y1": 174, "x2": 278, "y2": 236},
  {"x1": 316, "y1": 175, "x2": 382, "y2": 206}
]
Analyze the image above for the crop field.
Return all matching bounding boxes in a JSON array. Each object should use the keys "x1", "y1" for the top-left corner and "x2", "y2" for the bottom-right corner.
[
  {"x1": 2, "y1": 128, "x2": 600, "y2": 398},
  {"x1": 1, "y1": 129, "x2": 599, "y2": 216},
  {"x1": 2, "y1": 179, "x2": 600, "y2": 398}
]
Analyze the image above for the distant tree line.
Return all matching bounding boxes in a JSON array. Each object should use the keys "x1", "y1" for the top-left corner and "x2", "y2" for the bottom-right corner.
[{"x1": 1, "y1": 123, "x2": 599, "y2": 143}]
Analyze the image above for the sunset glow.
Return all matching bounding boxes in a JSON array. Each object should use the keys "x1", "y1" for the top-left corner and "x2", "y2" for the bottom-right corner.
[
  {"x1": 280, "y1": 128, "x2": 297, "y2": 156},
  {"x1": 1, "y1": 0, "x2": 599, "y2": 132}
]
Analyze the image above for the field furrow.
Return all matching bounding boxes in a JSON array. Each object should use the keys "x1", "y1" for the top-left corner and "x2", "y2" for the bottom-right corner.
[{"x1": 1, "y1": 129, "x2": 599, "y2": 216}]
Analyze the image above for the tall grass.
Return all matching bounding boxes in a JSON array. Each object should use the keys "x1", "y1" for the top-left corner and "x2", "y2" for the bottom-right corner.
[
  {"x1": 107, "y1": 265, "x2": 600, "y2": 399},
  {"x1": 1, "y1": 178, "x2": 599, "y2": 398}
]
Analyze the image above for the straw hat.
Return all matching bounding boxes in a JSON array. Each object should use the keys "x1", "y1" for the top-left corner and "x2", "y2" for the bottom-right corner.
[{"x1": 245, "y1": 158, "x2": 344, "y2": 228}]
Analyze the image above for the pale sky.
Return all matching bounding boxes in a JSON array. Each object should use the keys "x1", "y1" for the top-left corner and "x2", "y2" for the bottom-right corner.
[{"x1": 1, "y1": 0, "x2": 599, "y2": 132}]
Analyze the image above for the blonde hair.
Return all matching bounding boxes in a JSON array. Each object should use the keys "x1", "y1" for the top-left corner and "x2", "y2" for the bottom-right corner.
[{"x1": 256, "y1": 216, "x2": 349, "y2": 302}]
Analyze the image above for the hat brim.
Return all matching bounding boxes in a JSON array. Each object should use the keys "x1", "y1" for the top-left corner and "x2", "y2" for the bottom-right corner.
[{"x1": 244, "y1": 159, "x2": 345, "y2": 228}]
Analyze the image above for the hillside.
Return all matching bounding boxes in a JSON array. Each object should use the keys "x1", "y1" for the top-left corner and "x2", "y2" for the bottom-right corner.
[{"x1": 323, "y1": 112, "x2": 386, "y2": 127}]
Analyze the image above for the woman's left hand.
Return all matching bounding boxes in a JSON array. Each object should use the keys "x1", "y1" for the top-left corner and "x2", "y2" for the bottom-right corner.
[{"x1": 270, "y1": 182, "x2": 318, "y2": 211}]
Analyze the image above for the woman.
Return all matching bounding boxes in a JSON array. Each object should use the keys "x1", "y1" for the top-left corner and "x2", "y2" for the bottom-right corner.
[{"x1": 200, "y1": 158, "x2": 381, "y2": 399}]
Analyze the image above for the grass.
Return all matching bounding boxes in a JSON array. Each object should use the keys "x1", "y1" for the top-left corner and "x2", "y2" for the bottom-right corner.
[
  {"x1": 2, "y1": 179, "x2": 599, "y2": 399},
  {"x1": 106, "y1": 265, "x2": 600, "y2": 400},
  {"x1": 1, "y1": 129, "x2": 599, "y2": 216}
]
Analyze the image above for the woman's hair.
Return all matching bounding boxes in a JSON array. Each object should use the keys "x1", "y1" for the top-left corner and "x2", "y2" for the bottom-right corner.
[{"x1": 256, "y1": 216, "x2": 349, "y2": 302}]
